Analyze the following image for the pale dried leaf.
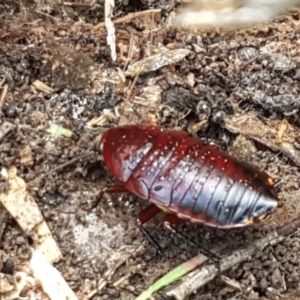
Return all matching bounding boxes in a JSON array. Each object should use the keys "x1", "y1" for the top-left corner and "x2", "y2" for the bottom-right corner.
[
  {"x1": 0, "y1": 166, "x2": 62, "y2": 263},
  {"x1": 30, "y1": 249, "x2": 78, "y2": 300},
  {"x1": 125, "y1": 49, "x2": 191, "y2": 76}
]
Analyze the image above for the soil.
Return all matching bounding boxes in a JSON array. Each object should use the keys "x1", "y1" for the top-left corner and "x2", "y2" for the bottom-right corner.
[{"x1": 1, "y1": 1, "x2": 300, "y2": 300}]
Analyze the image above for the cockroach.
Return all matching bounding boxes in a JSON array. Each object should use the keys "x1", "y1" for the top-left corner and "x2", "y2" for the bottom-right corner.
[{"x1": 99, "y1": 125, "x2": 279, "y2": 253}]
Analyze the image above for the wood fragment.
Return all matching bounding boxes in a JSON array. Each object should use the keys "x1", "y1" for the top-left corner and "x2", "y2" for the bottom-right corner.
[
  {"x1": 166, "y1": 217, "x2": 300, "y2": 300},
  {"x1": 63, "y1": 2, "x2": 94, "y2": 7},
  {"x1": 220, "y1": 275, "x2": 242, "y2": 292},
  {"x1": 86, "y1": 108, "x2": 118, "y2": 127},
  {"x1": 30, "y1": 249, "x2": 78, "y2": 300},
  {"x1": 104, "y1": 0, "x2": 116, "y2": 61},
  {"x1": 31, "y1": 80, "x2": 54, "y2": 94}
]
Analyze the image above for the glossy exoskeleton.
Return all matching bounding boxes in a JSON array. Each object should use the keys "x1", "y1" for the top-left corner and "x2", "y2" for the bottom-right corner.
[{"x1": 99, "y1": 125, "x2": 278, "y2": 246}]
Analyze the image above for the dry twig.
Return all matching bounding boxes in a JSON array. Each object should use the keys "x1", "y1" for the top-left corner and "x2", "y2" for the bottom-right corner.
[
  {"x1": 93, "y1": 9, "x2": 161, "y2": 30},
  {"x1": 124, "y1": 74, "x2": 139, "y2": 102},
  {"x1": 104, "y1": 0, "x2": 116, "y2": 61},
  {"x1": 63, "y1": 2, "x2": 94, "y2": 8}
]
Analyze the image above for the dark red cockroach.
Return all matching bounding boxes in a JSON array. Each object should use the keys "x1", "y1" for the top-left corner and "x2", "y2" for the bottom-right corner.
[{"x1": 99, "y1": 124, "x2": 278, "y2": 234}]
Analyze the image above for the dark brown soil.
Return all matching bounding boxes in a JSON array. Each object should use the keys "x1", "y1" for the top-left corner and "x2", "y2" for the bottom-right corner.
[{"x1": 1, "y1": 1, "x2": 300, "y2": 300}]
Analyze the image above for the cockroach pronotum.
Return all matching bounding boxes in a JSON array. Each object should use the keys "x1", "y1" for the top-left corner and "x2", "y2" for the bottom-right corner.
[{"x1": 99, "y1": 124, "x2": 279, "y2": 254}]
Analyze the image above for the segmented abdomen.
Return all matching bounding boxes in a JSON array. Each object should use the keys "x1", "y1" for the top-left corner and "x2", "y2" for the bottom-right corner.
[{"x1": 101, "y1": 125, "x2": 278, "y2": 228}]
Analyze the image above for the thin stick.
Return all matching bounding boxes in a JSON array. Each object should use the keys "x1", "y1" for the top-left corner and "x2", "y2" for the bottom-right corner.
[
  {"x1": 124, "y1": 74, "x2": 139, "y2": 102},
  {"x1": 46, "y1": 153, "x2": 95, "y2": 176},
  {"x1": 63, "y1": 2, "x2": 93, "y2": 7},
  {"x1": 93, "y1": 9, "x2": 161, "y2": 30},
  {"x1": 104, "y1": 0, "x2": 116, "y2": 61},
  {"x1": 26, "y1": 153, "x2": 96, "y2": 191}
]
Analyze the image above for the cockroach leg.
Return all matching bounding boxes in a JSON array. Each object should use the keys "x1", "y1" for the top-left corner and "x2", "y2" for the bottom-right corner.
[
  {"x1": 273, "y1": 179, "x2": 283, "y2": 192},
  {"x1": 163, "y1": 214, "x2": 221, "y2": 267},
  {"x1": 137, "y1": 204, "x2": 163, "y2": 255},
  {"x1": 163, "y1": 214, "x2": 186, "y2": 227},
  {"x1": 102, "y1": 185, "x2": 130, "y2": 193},
  {"x1": 92, "y1": 185, "x2": 129, "y2": 209}
]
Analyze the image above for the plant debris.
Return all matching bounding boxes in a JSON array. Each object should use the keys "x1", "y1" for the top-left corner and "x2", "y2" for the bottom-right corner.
[
  {"x1": 0, "y1": 166, "x2": 62, "y2": 263},
  {"x1": 125, "y1": 49, "x2": 191, "y2": 77},
  {"x1": 224, "y1": 114, "x2": 300, "y2": 167},
  {"x1": 30, "y1": 249, "x2": 78, "y2": 300},
  {"x1": 166, "y1": 217, "x2": 300, "y2": 300}
]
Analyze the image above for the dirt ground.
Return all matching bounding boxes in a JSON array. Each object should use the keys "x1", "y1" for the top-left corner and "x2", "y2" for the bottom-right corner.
[{"x1": 1, "y1": 1, "x2": 300, "y2": 300}]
